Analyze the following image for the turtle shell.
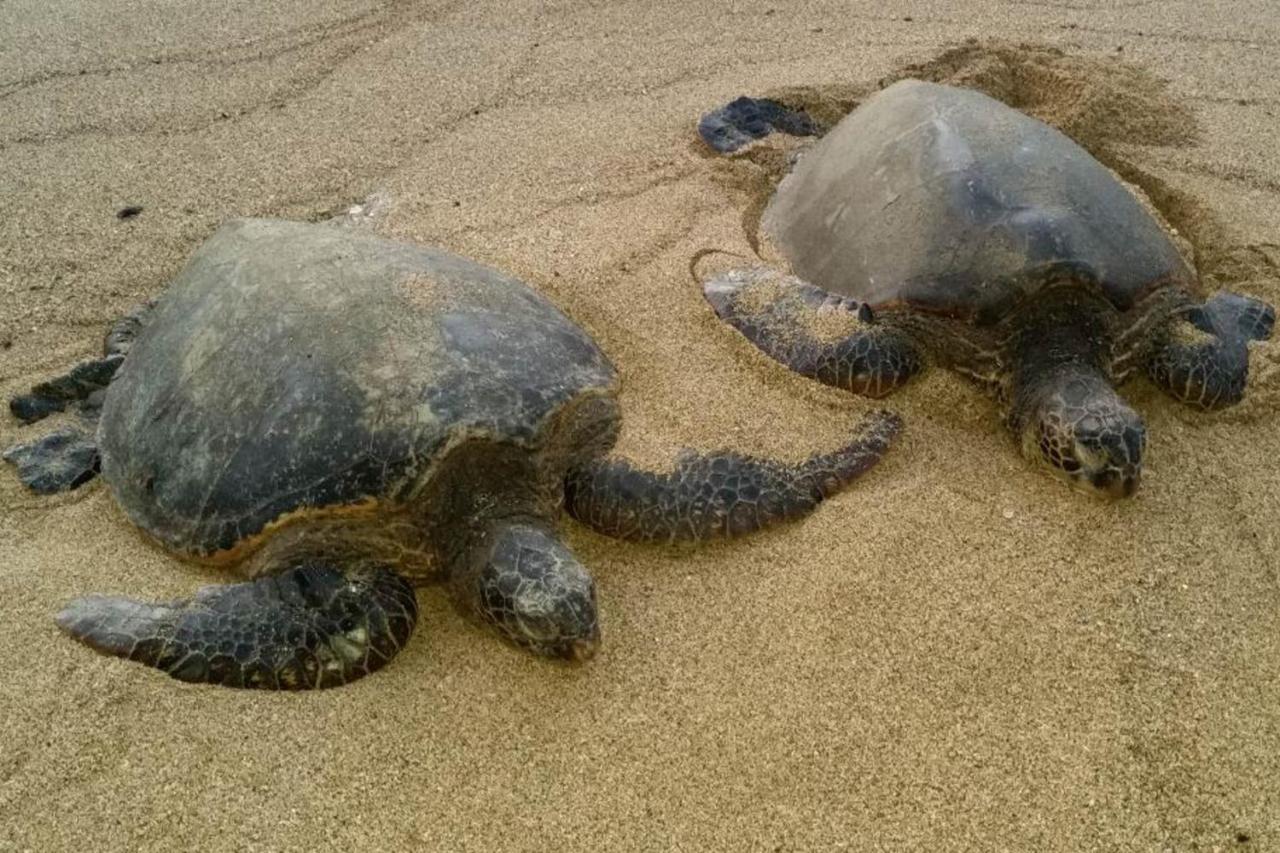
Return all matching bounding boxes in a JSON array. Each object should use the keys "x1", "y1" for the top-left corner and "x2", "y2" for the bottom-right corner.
[
  {"x1": 762, "y1": 79, "x2": 1195, "y2": 325},
  {"x1": 98, "y1": 219, "x2": 618, "y2": 557}
]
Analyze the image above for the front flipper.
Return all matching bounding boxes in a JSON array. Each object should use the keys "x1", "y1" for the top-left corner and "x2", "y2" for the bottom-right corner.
[
  {"x1": 3, "y1": 426, "x2": 100, "y2": 493},
  {"x1": 1147, "y1": 290, "x2": 1276, "y2": 409},
  {"x1": 697, "y1": 96, "x2": 819, "y2": 154},
  {"x1": 565, "y1": 409, "x2": 901, "y2": 543},
  {"x1": 705, "y1": 267, "x2": 923, "y2": 397},
  {"x1": 56, "y1": 563, "x2": 419, "y2": 689}
]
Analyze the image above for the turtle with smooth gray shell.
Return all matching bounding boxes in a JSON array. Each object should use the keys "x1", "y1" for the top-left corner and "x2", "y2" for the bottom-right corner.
[
  {"x1": 697, "y1": 80, "x2": 1274, "y2": 497},
  {"x1": 5, "y1": 218, "x2": 900, "y2": 689}
]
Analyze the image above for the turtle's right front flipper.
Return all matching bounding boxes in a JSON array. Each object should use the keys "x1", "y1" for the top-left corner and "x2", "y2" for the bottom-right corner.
[
  {"x1": 565, "y1": 409, "x2": 901, "y2": 543},
  {"x1": 56, "y1": 563, "x2": 419, "y2": 689},
  {"x1": 705, "y1": 267, "x2": 923, "y2": 397}
]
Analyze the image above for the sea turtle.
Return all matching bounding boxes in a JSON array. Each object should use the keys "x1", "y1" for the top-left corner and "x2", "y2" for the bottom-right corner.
[
  {"x1": 696, "y1": 80, "x2": 1274, "y2": 497},
  {"x1": 4, "y1": 218, "x2": 899, "y2": 689}
]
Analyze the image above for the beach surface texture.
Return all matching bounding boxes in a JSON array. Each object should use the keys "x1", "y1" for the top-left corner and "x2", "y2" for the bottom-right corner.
[{"x1": 1, "y1": 1, "x2": 1278, "y2": 850}]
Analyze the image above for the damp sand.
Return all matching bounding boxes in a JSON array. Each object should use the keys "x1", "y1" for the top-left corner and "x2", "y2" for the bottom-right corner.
[{"x1": 2, "y1": 3, "x2": 1279, "y2": 850}]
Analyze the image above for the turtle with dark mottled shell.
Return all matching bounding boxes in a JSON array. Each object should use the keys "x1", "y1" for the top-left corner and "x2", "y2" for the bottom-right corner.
[
  {"x1": 4, "y1": 218, "x2": 899, "y2": 689},
  {"x1": 697, "y1": 80, "x2": 1274, "y2": 497}
]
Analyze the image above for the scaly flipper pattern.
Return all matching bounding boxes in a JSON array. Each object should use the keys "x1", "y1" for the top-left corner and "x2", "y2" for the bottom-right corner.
[
  {"x1": 564, "y1": 410, "x2": 901, "y2": 543},
  {"x1": 1147, "y1": 290, "x2": 1276, "y2": 409},
  {"x1": 56, "y1": 563, "x2": 418, "y2": 689},
  {"x1": 705, "y1": 268, "x2": 923, "y2": 397}
]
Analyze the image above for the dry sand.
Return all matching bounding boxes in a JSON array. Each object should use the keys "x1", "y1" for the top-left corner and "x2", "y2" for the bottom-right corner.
[{"x1": 2, "y1": 2, "x2": 1280, "y2": 850}]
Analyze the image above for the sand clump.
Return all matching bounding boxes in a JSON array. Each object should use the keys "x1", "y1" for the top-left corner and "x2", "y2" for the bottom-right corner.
[
  {"x1": 2, "y1": 8, "x2": 1280, "y2": 851},
  {"x1": 894, "y1": 40, "x2": 1199, "y2": 151}
]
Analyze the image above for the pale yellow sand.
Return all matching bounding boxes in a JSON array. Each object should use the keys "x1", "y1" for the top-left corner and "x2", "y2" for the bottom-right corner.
[{"x1": 2, "y1": 2, "x2": 1279, "y2": 850}]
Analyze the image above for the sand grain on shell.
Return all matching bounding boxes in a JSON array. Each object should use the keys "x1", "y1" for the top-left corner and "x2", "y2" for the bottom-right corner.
[{"x1": 2, "y1": 4, "x2": 1280, "y2": 852}]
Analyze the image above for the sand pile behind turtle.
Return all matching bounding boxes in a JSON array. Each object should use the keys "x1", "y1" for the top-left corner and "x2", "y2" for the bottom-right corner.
[
  {"x1": 896, "y1": 40, "x2": 1198, "y2": 151},
  {"x1": 706, "y1": 41, "x2": 1204, "y2": 248}
]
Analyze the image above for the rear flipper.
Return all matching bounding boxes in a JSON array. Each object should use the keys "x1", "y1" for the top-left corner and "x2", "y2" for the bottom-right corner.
[
  {"x1": 564, "y1": 409, "x2": 901, "y2": 543},
  {"x1": 704, "y1": 267, "x2": 923, "y2": 397},
  {"x1": 697, "y1": 97, "x2": 819, "y2": 154},
  {"x1": 6, "y1": 302, "x2": 156, "y2": 492},
  {"x1": 102, "y1": 299, "x2": 155, "y2": 359},
  {"x1": 9, "y1": 356, "x2": 122, "y2": 424},
  {"x1": 56, "y1": 563, "x2": 419, "y2": 689},
  {"x1": 3, "y1": 426, "x2": 100, "y2": 494},
  {"x1": 1147, "y1": 290, "x2": 1276, "y2": 409},
  {"x1": 9, "y1": 300, "x2": 153, "y2": 425}
]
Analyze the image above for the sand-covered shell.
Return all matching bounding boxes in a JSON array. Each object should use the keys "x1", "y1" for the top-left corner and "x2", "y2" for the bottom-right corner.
[
  {"x1": 97, "y1": 219, "x2": 618, "y2": 557},
  {"x1": 763, "y1": 79, "x2": 1195, "y2": 325}
]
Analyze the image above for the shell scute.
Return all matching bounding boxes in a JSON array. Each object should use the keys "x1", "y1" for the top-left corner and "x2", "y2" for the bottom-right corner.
[
  {"x1": 763, "y1": 80, "x2": 1194, "y2": 323},
  {"x1": 98, "y1": 219, "x2": 618, "y2": 556}
]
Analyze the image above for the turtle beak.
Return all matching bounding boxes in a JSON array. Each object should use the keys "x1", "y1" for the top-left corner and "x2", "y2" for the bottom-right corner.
[
  {"x1": 1090, "y1": 468, "x2": 1140, "y2": 498},
  {"x1": 562, "y1": 637, "x2": 599, "y2": 663},
  {"x1": 1119, "y1": 472, "x2": 1139, "y2": 498}
]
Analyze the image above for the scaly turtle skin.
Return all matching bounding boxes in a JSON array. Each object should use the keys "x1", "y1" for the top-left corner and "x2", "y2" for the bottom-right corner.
[
  {"x1": 698, "y1": 80, "x2": 1274, "y2": 497},
  {"x1": 5, "y1": 218, "x2": 900, "y2": 689}
]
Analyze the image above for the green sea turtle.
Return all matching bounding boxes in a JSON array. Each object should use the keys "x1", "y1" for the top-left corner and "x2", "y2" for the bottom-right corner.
[
  {"x1": 697, "y1": 80, "x2": 1274, "y2": 497},
  {"x1": 5, "y1": 218, "x2": 899, "y2": 689}
]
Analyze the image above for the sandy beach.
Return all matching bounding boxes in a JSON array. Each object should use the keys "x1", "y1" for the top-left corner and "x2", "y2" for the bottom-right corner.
[{"x1": 2, "y1": 1, "x2": 1279, "y2": 850}]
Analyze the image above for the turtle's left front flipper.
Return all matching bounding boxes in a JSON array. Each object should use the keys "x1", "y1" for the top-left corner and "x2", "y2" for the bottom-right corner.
[
  {"x1": 564, "y1": 409, "x2": 901, "y2": 543},
  {"x1": 1147, "y1": 290, "x2": 1276, "y2": 409},
  {"x1": 56, "y1": 562, "x2": 419, "y2": 689}
]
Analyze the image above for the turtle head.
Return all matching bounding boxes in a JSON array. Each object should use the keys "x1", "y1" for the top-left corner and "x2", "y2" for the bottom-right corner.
[
  {"x1": 468, "y1": 520, "x2": 599, "y2": 661},
  {"x1": 1015, "y1": 367, "x2": 1145, "y2": 498}
]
